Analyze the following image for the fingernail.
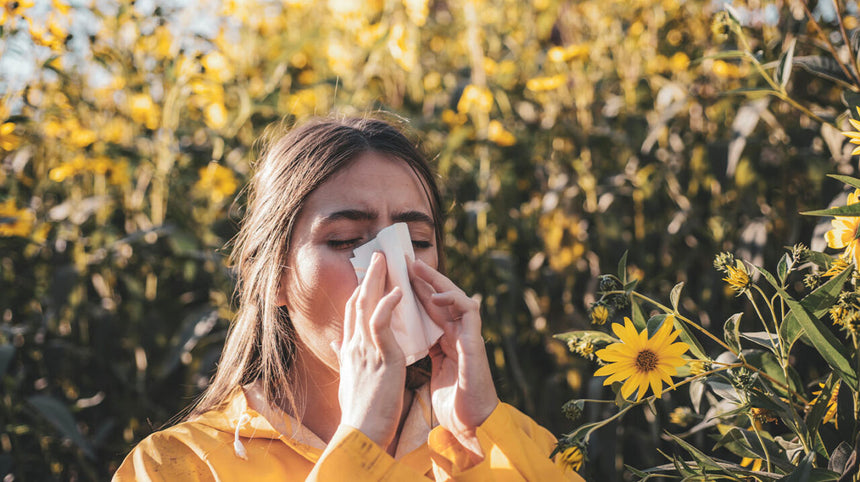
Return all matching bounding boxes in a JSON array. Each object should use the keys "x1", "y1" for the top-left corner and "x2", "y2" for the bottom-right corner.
[{"x1": 372, "y1": 251, "x2": 382, "y2": 262}]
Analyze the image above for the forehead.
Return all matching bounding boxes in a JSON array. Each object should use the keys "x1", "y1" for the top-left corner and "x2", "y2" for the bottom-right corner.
[{"x1": 302, "y1": 151, "x2": 433, "y2": 217}]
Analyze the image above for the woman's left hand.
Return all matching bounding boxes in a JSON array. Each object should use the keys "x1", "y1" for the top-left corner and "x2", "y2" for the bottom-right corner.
[{"x1": 409, "y1": 258, "x2": 499, "y2": 459}]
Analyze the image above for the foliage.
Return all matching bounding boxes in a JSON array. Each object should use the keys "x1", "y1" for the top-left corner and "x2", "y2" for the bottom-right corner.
[
  {"x1": 2, "y1": 0, "x2": 860, "y2": 480},
  {"x1": 557, "y1": 3, "x2": 860, "y2": 479}
]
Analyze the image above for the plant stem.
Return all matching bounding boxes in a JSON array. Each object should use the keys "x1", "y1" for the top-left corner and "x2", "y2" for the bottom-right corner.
[{"x1": 799, "y1": 0, "x2": 860, "y2": 86}]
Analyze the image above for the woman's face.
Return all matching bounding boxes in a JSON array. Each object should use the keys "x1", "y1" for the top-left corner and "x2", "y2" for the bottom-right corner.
[{"x1": 277, "y1": 151, "x2": 439, "y2": 372}]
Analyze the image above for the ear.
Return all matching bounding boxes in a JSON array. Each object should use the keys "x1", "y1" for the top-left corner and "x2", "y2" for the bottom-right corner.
[{"x1": 275, "y1": 268, "x2": 290, "y2": 307}]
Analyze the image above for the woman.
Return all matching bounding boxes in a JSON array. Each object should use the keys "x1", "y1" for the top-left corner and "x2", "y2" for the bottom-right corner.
[{"x1": 114, "y1": 116, "x2": 583, "y2": 481}]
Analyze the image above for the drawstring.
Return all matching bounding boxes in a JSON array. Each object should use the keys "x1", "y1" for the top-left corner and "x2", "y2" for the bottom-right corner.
[{"x1": 233, "y1": 412, "x2": 252, "y2": 460}]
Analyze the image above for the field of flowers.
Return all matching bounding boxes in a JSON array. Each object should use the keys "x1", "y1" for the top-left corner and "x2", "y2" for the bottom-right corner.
[{"x1": 2, "y1": 0, "x2": 860, "y2": 479}]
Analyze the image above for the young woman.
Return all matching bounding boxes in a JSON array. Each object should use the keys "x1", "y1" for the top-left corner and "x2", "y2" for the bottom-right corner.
[{"x1": 114, "y1": 117, "x2": 582, "y2": 481}]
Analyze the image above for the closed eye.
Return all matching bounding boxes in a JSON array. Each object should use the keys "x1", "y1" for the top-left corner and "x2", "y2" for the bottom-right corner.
[
  {"x1": 412, "y1": 240, "x2": 433, "y2": 249},
  {"x1": 328, "y1": 238, "x2": 363, "y2": 250}
]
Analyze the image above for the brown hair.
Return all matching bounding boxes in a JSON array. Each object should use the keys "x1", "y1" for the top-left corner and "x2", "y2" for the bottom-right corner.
[{"x1": 189, "y1": 115, "x2": 445, "y2": 418}]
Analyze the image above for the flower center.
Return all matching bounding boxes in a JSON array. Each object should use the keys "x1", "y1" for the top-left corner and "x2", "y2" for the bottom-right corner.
[{"x1": 635, "y1": 349, "x2": 658, "y2": 372}]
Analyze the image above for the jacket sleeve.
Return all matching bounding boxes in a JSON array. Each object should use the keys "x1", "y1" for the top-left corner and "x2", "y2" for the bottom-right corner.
[
  {"x1": 427, "y1": 403, "x2": 585, "y2": 481},
  {"x1": 307, "y1": 424, "x2": 429, "y2": 481}
]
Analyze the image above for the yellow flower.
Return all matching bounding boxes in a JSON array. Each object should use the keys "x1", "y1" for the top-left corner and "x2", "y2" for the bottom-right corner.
[
  {"x1": 825, "y1": 188, "x2": 860, "y2": 267},
  {"x1": 204, "y1": 102, "x2": 228, "y2": 130},
  {"x1": 0, "y1": 199, "x2": 34, "y2": 238},
  {"x1": 688, "y1": 360, "x2": 711, "y2": 376},
  {"x1": 740, "y1": 457, "x2": 763, "y2": 471},
  {"x1": 129, "y1": 93, "x2": 160, "y2": 130},
  {"x1": 0, "y1": 122, "x2": 20, "y2": 151},
  {"x1": 558, "y1": 444, "x2": 584, "y2": 472},
  {"x1": 723, "y1": 260, "x2": 751, "y2": 295},
  {"x1": 487, "y1": 120, "x2": 516, "y2": 146},
  {"x1": 526, "y1": 74, "x2": 567, "y2": 92},
  {"x1": 669, "y1": 406, "x2": 695, "y2": 427},
  {"x1": 810, "y1": 381, "x2": 840, "y2": 429},
  {"x1": 594, "y1": 317, "x2": 690, "y2": 402},
  {"x1": 457, "y1": 85, "x2": 493, "y2": 114},
  {"x1": 547, "y1": 44, "x2": 588, "y2": 63},
  {"x1": 590, "y1": 305, "x2": 608, "y2": 325},
  {"x1": 824, "y1": 258, "x2": 850, "y2": 277},
  {"x1": 194, "y1": 164, "x2": 238, "y2": 204},
  {"x1": 842, "y1": 107, "x2": 860, "y2": 156}
]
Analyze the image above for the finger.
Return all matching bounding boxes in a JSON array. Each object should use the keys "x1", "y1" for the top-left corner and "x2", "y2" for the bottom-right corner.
[
  {"x1": 357, "y1": 251, "x2": 388, "y2": 334},
  {"x1": 408, "y1": 257, "x2": 459, "y2": 326},
  {"x1": 343, "y1": 285, "x2": 360, "y2": 343},
  {"x1": 431, "y1": 291, "x2": 483, "y2": 338},
  {"x1": 413, "y1": 259, "x2": 465, "y2": 296},
  {"x1": 369, "y1": 287, "x2": 404, "y2": 359}
]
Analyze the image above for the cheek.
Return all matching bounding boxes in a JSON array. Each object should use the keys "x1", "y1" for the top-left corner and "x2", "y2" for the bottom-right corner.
[
  {"x1": 286, "y1": 247, "x2": 360, "y2": 323},
  {"x1": 416, "y1": 249, "x2": 439, "y2": 271}
]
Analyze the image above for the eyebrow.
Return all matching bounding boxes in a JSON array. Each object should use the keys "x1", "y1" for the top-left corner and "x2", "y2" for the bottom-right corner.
[{"x1": 319, "y1": 209, "x2": 435, "y2": 228}]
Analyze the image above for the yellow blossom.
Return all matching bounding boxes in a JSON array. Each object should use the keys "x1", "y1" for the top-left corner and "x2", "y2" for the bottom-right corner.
[
  {"x1": 810, "y1": 381, "x2": 840, "y2": 428},
  {"x1": 723, "y1": 260, "x2": 751, "y2": 295},
  {"x1": 688, "y1": 360, "x2": 710, "y2": 376},
  {"x1": 403, "y1": 0, "x2": 428, "y2": 26},
  {"x1": 558, "y1": 444, "x2": 584, "y2": 472},
  {"x1": 824, "y1": 258, "x2": 850, "y2": 277},
  {"x1": 487, "y1": 120, "x2": 516, "y2": 146},
  {"x1": 590, "y1": 305, "x2": 609, "y2": 325},
  {"x1": 594, "y1": 317, "x2": 690, "y2": 402},
  {"x1": 457, "y1": 85, "x2": 493, "y2": 114},
  {"x1": 194, "y1": 164, "x2": 238, "y2": 204},
  {"x1": 669, "y1": 406, "x2": 694, "y2": 427},
  {"x1": 388, "y1": 22, "x2": 417, "y2": 71},
  {"x1": 825, "y1": 188, "x2": 860, "y2": 267},
  {"x1": 204, "y1": 102, "x2": 228, "y2": 130},
  {"x1": 841, "y1": 107, "x2": 860, "y2": 156},
  {"x1": 0, "y1": 122, "x2": 21, "y2": 151},
  {"x1": 441, "y1": 109, "x2": 467, "y2": 126},
  {"x1": 548, "y1": 45, "x2": 588, "y2": 63},
  {"x1": 202, "y1": 51, "x2": 233, "y2": 83},
  {"x1": 128, "y1": 93, "x2": 160, "y2": 130},
  {"x1": 526, "y1": 74, "x2": 567, "y2": 92},
  {"x1": 0, "y1": 199, "x2": 34, "y2": 238}
]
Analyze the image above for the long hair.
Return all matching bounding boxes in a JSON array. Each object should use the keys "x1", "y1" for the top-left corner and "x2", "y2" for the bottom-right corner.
[{"x1": 189, "y1": 115, "x2": 445, "y2": 418}]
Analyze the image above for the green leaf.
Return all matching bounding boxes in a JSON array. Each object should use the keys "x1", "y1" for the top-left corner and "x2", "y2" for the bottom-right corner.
[
  {"x1": 777, "y1": 38, "x2": 797, "y2": 89},
  {"x1": 0, "y1": 344, "x2": 14, "y2": 377},
  {"x1": 777, "y1": 253, "x2": 790, "y2": 283},
  {"x1": 553, "y1": 330, "x2": 618, "y2": 347},
  {"x1": 617, "y1": 251, "x2": 629, "y2": 284},
  {"x1": 827, "y1": 441, "x2": 853, "y2": 474},
  {"x1": 631, "y1": 297, "x2": 647, "y2": 331},
  {"x1": 805, "y1": 375, "x2": 836, "y2": 446},
  {"x1": 739, "y1": 331, "x2": 780, "y2": 354},
  {"x1": 781, "y1": 264, "x2": 851, "y2": 351},
  {"x1": 159, "y1": 307, "x2": 219, "y2": 379},
  {"x1": 665, "y1": 433, "x2": 734, "y2": 475},
  {"x1": 793, "y1": 56, "x2": 855, "y2": 89},
  {"x1": 827, "y1": 174, "x2": 860, "y2": 190},
  {"x1": 670, "y1": 282, "x2": 684, "y2": 312},
  {"x1": 724, "y1": 313, "x2": 742, "y2": 353},
  {"x1": 779, "y1": 452, "x2": 813, "y2": 481},
  {"x1": 27, "y1": 395, "x2": 95, "y2": 459},
  {"x1": 801, "y1": 203, "x2": 860, "y2": 217},
  {"x1": 647, "y1": 314, "x2": 670, "y2": 337},
  {"x1": 756, "y1": 267, "x2": 858, "y2": 391},
  {"x1": 714, "y1": 427, "x2": 793, "y2": 472}
]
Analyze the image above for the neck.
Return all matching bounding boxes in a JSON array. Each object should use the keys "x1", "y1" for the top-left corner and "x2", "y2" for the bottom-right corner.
[{"x1": 285, "y1": 349, "x2": 415, "y2": 454}]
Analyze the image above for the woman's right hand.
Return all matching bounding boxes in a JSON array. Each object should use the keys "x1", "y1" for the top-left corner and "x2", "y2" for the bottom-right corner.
[{"x1": 333, "y1": 251, "x2": 406, "y2": 449}]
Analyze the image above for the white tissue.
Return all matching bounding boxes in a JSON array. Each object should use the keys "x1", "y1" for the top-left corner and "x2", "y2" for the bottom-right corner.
[{"x1": 350, "y1": 223, "x2": 444, "y2": 365}]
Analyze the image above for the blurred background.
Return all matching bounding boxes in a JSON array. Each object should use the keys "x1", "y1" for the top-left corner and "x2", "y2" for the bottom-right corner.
[{"x1": 1, "y1": 0, "x2": 856, "y2": 479}]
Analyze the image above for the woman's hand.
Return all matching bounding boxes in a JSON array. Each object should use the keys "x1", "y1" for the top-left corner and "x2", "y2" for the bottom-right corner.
[
  {"x1": 334, "y1": 252, "x2": 406, "y2": 449},
  {"x1": 410, "y1": 258, "x2": 499, "y2": 459}
]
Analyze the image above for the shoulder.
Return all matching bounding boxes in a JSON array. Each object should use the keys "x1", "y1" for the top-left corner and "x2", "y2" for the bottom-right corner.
[{"x1": 112, "y1": 419, "x2": 231, "y2": 482}]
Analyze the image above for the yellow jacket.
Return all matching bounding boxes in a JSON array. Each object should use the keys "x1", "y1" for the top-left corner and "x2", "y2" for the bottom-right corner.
[{"x1": 114, "y1": 385, "x2": 584, "y2": 481}]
